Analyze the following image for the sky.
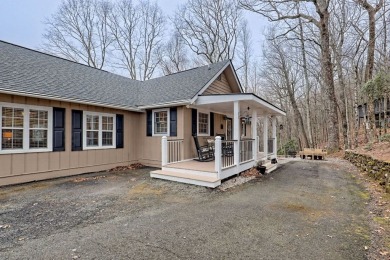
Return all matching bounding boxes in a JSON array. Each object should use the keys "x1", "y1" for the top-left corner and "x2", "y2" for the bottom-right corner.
[{"x1": 0, "y1": 0, "x2": 267, "y2": 59}]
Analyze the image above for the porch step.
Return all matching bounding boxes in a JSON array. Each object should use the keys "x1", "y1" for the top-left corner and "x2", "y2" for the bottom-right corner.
[
  {"x1": 150, "y1": 170, "x2": 221, "y2": 188},
  {"x1": 163, "y1": 166, "x2": 217, "y2": 177},
  {"x1": 263, "y1": 161, "x2": 278, "y2": 174}
]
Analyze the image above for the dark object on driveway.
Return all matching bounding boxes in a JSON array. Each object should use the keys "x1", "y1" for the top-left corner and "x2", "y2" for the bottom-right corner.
[
  {"x1": 256, "y1": 165, "x2": 266, "y2": 174},
  {"x1": 271, "y1": 158, "x2": 277, "y2": 164}
]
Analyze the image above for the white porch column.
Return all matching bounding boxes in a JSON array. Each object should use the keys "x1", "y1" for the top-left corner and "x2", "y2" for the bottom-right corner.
[
  {"x1": 214, "y1": 136, "x2": 222, "y2": 176},
  {"x1": 233, "y1": 101, "x2": 240, "y2": 165},
  {"x1": 162, "y1": 136, "x2": 168, "y2": 166},
  {"x1": 272, "y1": 116, "x2": 277, "y2": 159},
  {"x1": 263, "y1": 116, "x2": 268, "y2": 156},
  {"x1": 252, "y1": 110, "x2": 257, "y2": 160}
]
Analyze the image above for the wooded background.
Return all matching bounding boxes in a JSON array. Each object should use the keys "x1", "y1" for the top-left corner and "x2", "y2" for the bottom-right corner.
[{"x1": 42, "y1": 0, "x2": 390, "y2": 153}]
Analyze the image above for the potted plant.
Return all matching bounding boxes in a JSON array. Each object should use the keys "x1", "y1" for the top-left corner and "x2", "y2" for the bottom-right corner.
[{"x1": 256, "y1": 160, "x2": 266, "y2": 174}]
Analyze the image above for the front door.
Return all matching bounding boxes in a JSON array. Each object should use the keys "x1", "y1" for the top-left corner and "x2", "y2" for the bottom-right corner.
[{"x1": 226, "y1": 118, "x2": 233, "y2": 140}]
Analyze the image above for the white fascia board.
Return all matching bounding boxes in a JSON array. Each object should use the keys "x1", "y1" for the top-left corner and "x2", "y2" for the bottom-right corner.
[
  {"x1": 251, "y1": 95, "x2": 286, "y2": 116},
  {"x1": 137, "y1": 100, "x2": 190, "y2": 110},
  {"x1": 0, "y1": 89, "x2": 141, "y2": 112},
  {"x1": 195, "y1": 94, "x2": 286, "y2": 116},
  {"x1": 228, "y1": 60, "x2": 244, "y2": 93},
  {"x1": 189, "y1": 62, "x2": 231, "y2": 104}
]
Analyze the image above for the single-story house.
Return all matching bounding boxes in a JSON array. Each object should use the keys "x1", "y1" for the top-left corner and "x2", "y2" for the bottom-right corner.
[{"x1": 0, "y1": 41, "x2": 285, "y2": 188}]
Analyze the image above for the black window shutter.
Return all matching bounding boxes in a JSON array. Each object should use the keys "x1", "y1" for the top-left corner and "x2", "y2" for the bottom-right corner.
[
  {"x1": 210, "y1": 112, "x2": 214, "y2": 136},
  {"x1": 53, "y1": 107, "x2": 65, "y2": 151},
  {"x1": 170, "y1": 107, "x2": 177, "y2": 137},
  {"x1": 146, "y1": 110, "x2": 152, "y2": 136},
  {"x1": 72, "y1": 110, "x2": 83, "y2": 151},
  {"x1": 116, "y1": 114, "x2": 124, "y2": 148},
  {"x1": 192, "y1": 108, "x2": 197, "y2": 136}
]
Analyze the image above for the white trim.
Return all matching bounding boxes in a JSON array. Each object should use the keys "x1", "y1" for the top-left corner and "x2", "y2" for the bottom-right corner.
[
  {"x1": 190, "y1": 62, "x2": 231, "y2": 104},
  {"x1": 152, "y1": 108, "x2": 170, "y2": 137},
  {"x1": 138, "y1": 100, "x2": 190, "y2": 110},
  {"x1": 83, "y1": 111, "x2": 116, "y2": 150},
  {"x1": 195, "y1": 94, "x2": 286, "y2": 116},
  {"x1": 228, "y1": 61, "x2": 244, "y2": 93},
  {"x1": 0, "y1": 89, "x2": 140, "y2": 112},
  {"x1": 197, "y1": 110, "x2": 210, "y2": 136},
  {"x1": 0, "y1": 102, "x2": 53, "y2": 154}
]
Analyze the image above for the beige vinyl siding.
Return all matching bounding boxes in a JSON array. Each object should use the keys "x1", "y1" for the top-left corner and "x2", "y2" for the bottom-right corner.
[
  {"x1": 0, "y1": 94, "x2": 138, "y2": 186},
  {"x1": 203, "y1": 72, "x2": 233, "y2": 95}
]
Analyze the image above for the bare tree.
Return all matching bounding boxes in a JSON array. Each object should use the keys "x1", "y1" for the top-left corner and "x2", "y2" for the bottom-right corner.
[
  {"x1": 108, "y1": 0, "x2": 164, "y2": 80},
  {"x1": 43, "y1": 0, "x2": 113, "y2": 69},
  {"x1": 237, "y1": 20, "x2": 252, "y2": 93},
  {"x1": 240, "y1": 0, "x2": 340, "y2": 151},
  {"x1": 262, "y1": 32, "x2": 310, "y2": 148},
  {"x1": 160, "y1": 32, "x2": 191, "y2": 75},
  {"x1": 174, "y1": 0, "x2": 243, "y2": 63},
  {"x1": 356, "y1": 0, "x2": 384, "y2": 82}
]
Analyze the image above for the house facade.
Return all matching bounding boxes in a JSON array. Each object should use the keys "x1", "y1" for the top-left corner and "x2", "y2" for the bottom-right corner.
[{"x1": 0, "y1": 41, "x2": 285, "y2": 187}]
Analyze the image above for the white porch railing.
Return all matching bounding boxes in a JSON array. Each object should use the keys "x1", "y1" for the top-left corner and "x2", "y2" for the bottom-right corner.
[
  {"x1": 240, "y1": 139, "x2": 254, "y2": 163},
  {"x1": 162, "y1": 137, "x2": 183, "y2": 166}
]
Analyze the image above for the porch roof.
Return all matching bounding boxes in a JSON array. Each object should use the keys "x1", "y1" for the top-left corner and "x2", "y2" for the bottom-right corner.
[{"x1": 194, "y1": 93, "x2": 286, "y2": 116}]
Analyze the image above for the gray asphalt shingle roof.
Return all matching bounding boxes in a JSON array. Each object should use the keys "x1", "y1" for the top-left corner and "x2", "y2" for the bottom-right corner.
[
  {"x1": 0, "y1": 41, "x2": 230, "y2": 109},
  {"x1": 137, "y1": 60, "x2": 228, "y2": 106}
]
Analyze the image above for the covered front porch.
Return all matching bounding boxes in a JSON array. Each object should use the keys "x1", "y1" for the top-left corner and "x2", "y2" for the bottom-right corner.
[{"x1": 150, "y1": 94, "x2": 286, "y2": 187}]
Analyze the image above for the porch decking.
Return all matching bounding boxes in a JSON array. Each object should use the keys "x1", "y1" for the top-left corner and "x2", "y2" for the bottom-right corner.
[{"x1": 150, "y1": 152, "x2": 277, "y2": 188}]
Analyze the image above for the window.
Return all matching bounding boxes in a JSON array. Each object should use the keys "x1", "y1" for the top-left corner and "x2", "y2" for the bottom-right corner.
[
  {"x1": 83, "y1": 112, "x2": 116, "y2": 149},
  {"x1": 152, "y1": 109, "x2": 169, "y2": 136},
  {"x1": 0, "y1": 103, "x2": 52, "y2": 154},
  {"x1": 198, "y1": 111, "x2": 209, "y2": 136}
]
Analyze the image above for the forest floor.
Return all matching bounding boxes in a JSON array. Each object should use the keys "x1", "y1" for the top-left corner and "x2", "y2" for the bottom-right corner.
[
  {"x1": 328, "y1": 150, "x2": 390, "y2": 259},
  {"x1": 352, "y1": 141, "x2": 390, "y2": 162}
]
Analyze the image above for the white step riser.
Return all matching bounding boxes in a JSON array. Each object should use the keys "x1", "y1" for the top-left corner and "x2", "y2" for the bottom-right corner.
[
  {"x1": 151, "y1": 173, "x2": 221, "y2": 188},
  {"x1": 266, "y1": 164, "x2": 278, "y2": 174},
  {"x1": 162, "y1": 166, "x2": 218, "y2": 177}
]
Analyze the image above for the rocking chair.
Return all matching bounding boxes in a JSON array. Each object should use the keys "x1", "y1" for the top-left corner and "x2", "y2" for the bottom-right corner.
[{"x1": 193, "y1": 135, "x2": 215, "y2": 162}]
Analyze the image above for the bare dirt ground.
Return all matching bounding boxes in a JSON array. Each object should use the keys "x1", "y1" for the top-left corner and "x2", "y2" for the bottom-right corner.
[{"x1": 0, "y1": 160, "x2": 379, "y2": 259}]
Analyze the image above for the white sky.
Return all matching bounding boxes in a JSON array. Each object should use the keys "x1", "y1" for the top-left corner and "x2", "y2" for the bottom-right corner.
[{"x1": 0, "y1": 0, "x2": 267, "y2": 59}]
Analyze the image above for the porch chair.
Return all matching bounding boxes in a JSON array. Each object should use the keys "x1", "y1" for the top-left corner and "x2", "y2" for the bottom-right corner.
[{"x1": 193, "y1": 135, "x2": 215, "y2": 162}]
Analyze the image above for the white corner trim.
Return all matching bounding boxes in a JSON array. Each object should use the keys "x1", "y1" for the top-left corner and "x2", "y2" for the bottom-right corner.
[{"x1": 152, "y1": 108, "x2": 170, "y2": 137}]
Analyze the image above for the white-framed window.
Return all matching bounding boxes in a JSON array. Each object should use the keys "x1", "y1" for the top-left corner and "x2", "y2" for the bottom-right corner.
[
  {"x1": 152, "y1": 108, "x2": 170, "y2": 136},
  {"x1": 197, "y1": 111, "x2": 210, "y2": 136},
  {"x1": 0, "y1": 102, "x2": 53, "y2": 154},
  {"x1": 83, "y1": 112, "x2": 116, "y2": 150}
]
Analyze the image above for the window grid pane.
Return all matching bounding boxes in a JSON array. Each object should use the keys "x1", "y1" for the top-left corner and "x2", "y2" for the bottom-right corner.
[
  {"x1": 198, "y1": 113, "x2": 208, "y2": 134},
  {"x1": 154, "y1": 111, "x2": 168, "y2": 134},
  {"x1": 29, "y1": 109, "x2": 49, "y2": 149},
  {"x1": 102, "y1": 116, "x2": 114, "y2": 146},
  {"x1": 2, "y1": 107, "x2": 24, "y2": 150}
]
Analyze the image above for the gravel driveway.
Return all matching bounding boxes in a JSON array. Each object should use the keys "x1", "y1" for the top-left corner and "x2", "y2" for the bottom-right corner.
[{"x1": 0, "y1": 160, "x2": 370, "y2": 259}]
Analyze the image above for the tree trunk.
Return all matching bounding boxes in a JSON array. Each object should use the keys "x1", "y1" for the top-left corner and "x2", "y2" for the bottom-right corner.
[
  {"x1": 318, "y1": 7, "x2": 340, "y2": 151},
  {"x1": 298, "y1": 17, "x2": 313, "y2": 148}
]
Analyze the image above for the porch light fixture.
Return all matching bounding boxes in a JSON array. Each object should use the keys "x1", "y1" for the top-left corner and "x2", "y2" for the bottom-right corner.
[{"x1": 244, "y1": 107, "x2": 251, "y2": 125}]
